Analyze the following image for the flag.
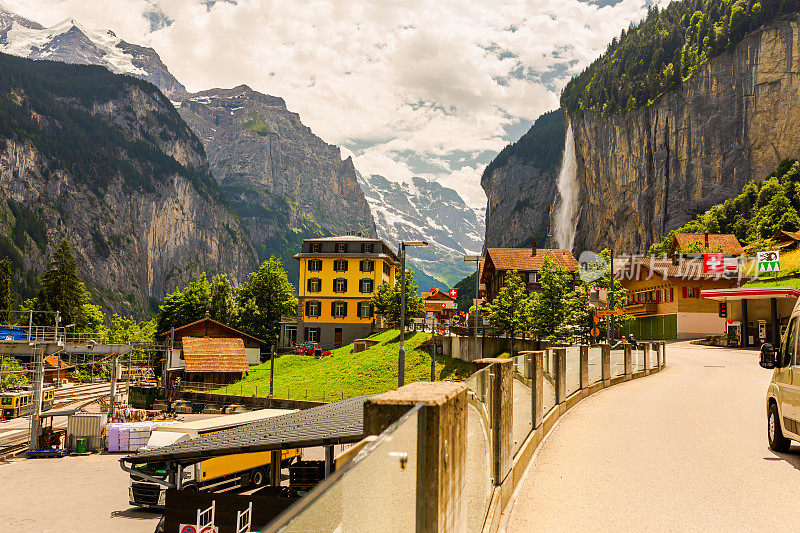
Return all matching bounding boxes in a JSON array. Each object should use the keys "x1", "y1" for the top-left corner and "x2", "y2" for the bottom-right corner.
[
  {"x1": 441, "y1": 303, "x2": 446, "y2": 309},
  {"x1": 448, "y1": 288, "x2": 457, "y2": 298},
  {"x1": 431, "y1": 288, "x2": 439, "y2": 296},
  {"x1": 703, "y1": 253, "x2": 724, "y2": 273}
]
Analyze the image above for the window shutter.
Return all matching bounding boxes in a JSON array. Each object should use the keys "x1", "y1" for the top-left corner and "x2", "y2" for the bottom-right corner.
[
  {"x1": 369, "y1": 304, "x2": 374, "y2": 318},
  {"x1": 305, "y1": 301, "x2": 310, "y2": 316},
  {"x1": 331, "y1": 301, "x2": 336, "y2": 316},
  {"x1": 342, "y1": 302, "x2": 348, "y2": 317},
  {"x1": 343, "y1": 279, "x2": 347, "y2": 292},
  {"x1": 682, "y1": 287, "x2": 687, "y2": 298},
  {"x1": 696, "y1": 287, "x2": 701, "y2": 298},
  {"x1": 307, "y1": 279, "x2": 312, "y2": 292}
]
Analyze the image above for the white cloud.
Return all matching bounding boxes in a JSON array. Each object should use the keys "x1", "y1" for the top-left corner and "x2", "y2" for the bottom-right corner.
[{"x1": 6, "y1": 0, "x2": 666, "y2": 208}]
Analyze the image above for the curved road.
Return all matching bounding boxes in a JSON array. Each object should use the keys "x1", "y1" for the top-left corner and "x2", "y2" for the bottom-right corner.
[{"x1": 504, "y1": 342, "x2": 800, "y2": 532}]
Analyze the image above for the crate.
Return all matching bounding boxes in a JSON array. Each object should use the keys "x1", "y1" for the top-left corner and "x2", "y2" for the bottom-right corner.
[{"x1": 288, "y1": 460, "x2": 326, "y2": 490}]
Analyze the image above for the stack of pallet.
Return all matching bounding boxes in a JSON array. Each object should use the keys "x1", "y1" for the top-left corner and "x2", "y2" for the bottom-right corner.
[{"x1": 106, "y1": 421, "x2": 178, "y2": 452}]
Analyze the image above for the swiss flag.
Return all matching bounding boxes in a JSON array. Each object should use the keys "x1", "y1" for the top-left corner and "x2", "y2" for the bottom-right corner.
[
  {"x1": 441, "y1": 303, "x2": 447, "y2": 309},
  {"x1": 448, "y1": 288, "x2": 458, "y2": 298},
  {"x1": 703, "y1": 253, "x2": 724, "y2": 273}
]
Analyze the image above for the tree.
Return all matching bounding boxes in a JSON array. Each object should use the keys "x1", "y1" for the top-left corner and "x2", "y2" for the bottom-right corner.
[
  {"x1": 210, "y1": 274, "x2": 235, "y2": 325},
  {"x1": 370, "y1": 269, "x2": 425, "y2": 328},
  {"x1": 157, "y1": 273, "x2": 214, "y2": 334},
  {"x1": 0, "y1": 258, "x2": 12, "y2": 322},
  {"x1": 1, "y1": 356, "x2": 28, "y2": 389},
  {"x1": 235, "y1": 258, "x2": 297, "y2": 345},
  {"x1": 529, "y1": 261, "x2": 573, "y2": 341},
  {"x1": 108, "y1": 314, "x2": 156, "y2": 344},
  {"x1": 28, "y1": 239, "x2": 104, "y2": 330},
  {"x1": 484, "y1": 270, "x2": 533, "y2": 355}
]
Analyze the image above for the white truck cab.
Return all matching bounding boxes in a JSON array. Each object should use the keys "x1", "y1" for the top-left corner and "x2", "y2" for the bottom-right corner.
[{"x1": 761, "y1": 303, "x2": 800, "y2": 452}]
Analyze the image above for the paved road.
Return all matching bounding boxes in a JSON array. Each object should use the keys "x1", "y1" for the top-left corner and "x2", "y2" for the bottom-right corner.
[{"x1": 504, "y1": 342, "x2": 800, "y2": 532}]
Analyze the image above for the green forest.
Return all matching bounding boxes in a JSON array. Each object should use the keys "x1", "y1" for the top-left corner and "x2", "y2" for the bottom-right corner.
[
  {"x1": 482, "y1": 109, "x2": 565, "y2": 179},
  {"x1": 561, "y1": 0, "x2": 799, "y2": 116},
  {"x1": 649, "y1": 159, "x2": 800, "y2": 254}
]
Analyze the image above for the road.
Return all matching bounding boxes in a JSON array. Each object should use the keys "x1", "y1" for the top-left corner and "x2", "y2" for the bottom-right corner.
[{"x1": 504, "y1": 342, "x2": 800, "y2": 532}]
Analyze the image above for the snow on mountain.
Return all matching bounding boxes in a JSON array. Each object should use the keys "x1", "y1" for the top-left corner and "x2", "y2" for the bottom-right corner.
[
  {"x1": 0, "y1": 9, "x2": 185, "y2": 97},
  {"x1": 358, "y1": 173, "x2": 485, "y2": 286}
]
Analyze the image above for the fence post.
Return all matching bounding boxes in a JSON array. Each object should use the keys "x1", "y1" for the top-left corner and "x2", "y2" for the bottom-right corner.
[
  {"x1": 624, "y1": 345, "x2": 632, "y2": 375},
  {"x1": 554, "y1": 347, "x2": 566, "y2": 404},
  {"x1": 643, "y1": 342, "x2": 651, "y2": 371},
  {"x1": 601, "y1": 343, "x2": 610, "y2": 382},
  {"x1": 472, "y1": 358, "x2": 513, "y2": 485},
  {"x1": 363, "y1": 381, "x2": 468, "y2": 532},
  {"x1": 530, "y1": 351, "x2": 544, "y2": 428},
  {"x1": 579, "y1": 345, "x2": 589, "y2": 389},
  {"x1": 661, "y1": 341, "x2": 667, "y2": 367}
]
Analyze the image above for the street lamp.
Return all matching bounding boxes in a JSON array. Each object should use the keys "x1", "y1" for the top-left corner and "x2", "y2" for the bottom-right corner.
[
  {"x1": 464, "y1": 255, "x2": 484, "y2": 361},
  {"x1": 398, "y1": 240, "x2": 428, "y2": 387}
]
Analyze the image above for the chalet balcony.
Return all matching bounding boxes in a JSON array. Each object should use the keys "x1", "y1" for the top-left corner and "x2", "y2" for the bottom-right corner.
[{"x1": 623, "y1": 302, "x2": 658, "y2": 316}]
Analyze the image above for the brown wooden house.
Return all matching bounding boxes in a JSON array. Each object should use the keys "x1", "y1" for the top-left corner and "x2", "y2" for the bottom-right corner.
[{"x1": 480, "y1": 245, "x2": 579, "y2": 302}]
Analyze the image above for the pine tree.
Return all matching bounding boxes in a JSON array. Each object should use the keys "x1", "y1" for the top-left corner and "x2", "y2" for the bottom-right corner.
[
  {"x1": 235, "y1": 258, "x2": 298, "y2": 344},
  {"x1": 0, "y1": 258, "x2": 12, "y2": 322}
]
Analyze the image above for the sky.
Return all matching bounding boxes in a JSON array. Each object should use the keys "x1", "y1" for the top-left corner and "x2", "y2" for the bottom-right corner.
[{"x1": 3, "y1": 0, "x2": 669, "y2": 209}]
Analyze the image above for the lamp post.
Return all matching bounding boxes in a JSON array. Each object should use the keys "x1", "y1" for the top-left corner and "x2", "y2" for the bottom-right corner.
[
  {"x1": 464, "y1": 255, "x2": 484, "y2": 360},
  {"x1": 398, "y1": 240, "x2": 428, "y2": 387}
]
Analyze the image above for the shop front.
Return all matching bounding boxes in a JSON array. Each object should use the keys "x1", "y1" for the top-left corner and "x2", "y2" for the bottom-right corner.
[{"x1": 700, "y1": 287, "x2": 800, "y2": 348}]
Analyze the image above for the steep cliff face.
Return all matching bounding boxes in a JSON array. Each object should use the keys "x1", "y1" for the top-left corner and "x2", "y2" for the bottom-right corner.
[
  {"x1": 481, "y1": 110, "x2": 565, "y2": 248},
  {"x1": 176, "y1": 86, "x2": 376, "y2": 281},
  {"x1": 0, "y1": 54, "x2": 257, "y2": 316},
  {"x1": 572, "y1": 16, "x2": 800, "y2": 253}
]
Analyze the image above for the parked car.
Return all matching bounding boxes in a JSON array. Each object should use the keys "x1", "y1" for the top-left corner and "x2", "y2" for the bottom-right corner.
[
  {"x1": 294, "y1": 342, "x2": 331, "y2": 357},
  {"x1": 760, "y1": 302, "x2": 800, "y2": 451}
]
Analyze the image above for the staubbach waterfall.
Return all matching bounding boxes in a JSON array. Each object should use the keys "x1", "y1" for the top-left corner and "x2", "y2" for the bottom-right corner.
[{"x1": 554, "y1": 122, "x2": 578, "y2": 251}]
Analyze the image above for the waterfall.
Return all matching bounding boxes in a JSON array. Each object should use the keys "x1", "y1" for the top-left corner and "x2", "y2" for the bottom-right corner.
[{"x1": 554, "y1": 122, "x2": 578, "y2": 250}]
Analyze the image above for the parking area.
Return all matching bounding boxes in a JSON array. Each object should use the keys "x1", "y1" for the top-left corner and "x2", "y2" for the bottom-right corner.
[{"x1": 0, "y1": 451, "x2": 160, "y2": 533}]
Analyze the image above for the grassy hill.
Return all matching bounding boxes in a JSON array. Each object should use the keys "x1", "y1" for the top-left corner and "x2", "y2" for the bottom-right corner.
[{"x1": 211, "y1": 329, "x2": 473, "y2": 402}]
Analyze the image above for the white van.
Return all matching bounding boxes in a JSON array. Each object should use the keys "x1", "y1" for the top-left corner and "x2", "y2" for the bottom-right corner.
[{"x1": 760, "y1": 313, "x2": 800, "y2": 451}]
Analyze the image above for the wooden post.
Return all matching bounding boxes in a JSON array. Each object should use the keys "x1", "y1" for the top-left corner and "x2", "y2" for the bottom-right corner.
[
  {"x1": 624, "y1": 344, "x2": 632, "y2": 375},
  {"x1": 601, "y1": 343, "x2": 610, "y2": 382},
  {"x1": 554, "y1": 347, "x2": 566, "y2": 404},
  {"x1": 579, "y1": 345, "x2": 589, "y2": 389}
]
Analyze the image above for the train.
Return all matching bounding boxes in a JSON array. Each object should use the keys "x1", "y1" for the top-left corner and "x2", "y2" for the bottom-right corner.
[{"x1": 0, "y1": 387, "x2": 55, "y2": 419}]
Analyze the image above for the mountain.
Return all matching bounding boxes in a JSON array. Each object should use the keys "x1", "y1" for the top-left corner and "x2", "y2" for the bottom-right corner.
[
  {"x1": 482, "y1": 4, "x2": 800, "y2": 255},
  {"x1": 0, "y1": 53, "x2": 258, "y2": 316},
  {"x1": 175, "y1": 86, "x2": 377, "y2": 283},
  {"x1": 0, "y1": 10, "x2": 186, "y2": 97},
  {"x1": 481, "y1": 109, "x2": 564, "y2": 249},
  {"x1": 0, "y1": 8, "x2": 378, "y2": 285},
  {"x1": 358, "y1": 173, "x2": 483, "y2": 287}
]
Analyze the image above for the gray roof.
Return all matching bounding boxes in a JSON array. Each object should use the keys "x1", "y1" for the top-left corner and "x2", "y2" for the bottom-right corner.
[
  {"x1": 125, "y1": 396, "x2": 371, "y2": 464},
  {"x1": 306, "y1": 235, "x2": 379, "y2": 242}
]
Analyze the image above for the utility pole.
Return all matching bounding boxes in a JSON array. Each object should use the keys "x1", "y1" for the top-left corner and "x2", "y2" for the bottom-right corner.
[
  {"x1": 430, "y1": 316, "x2": 436, "y2": 381},
  {"x1": 109, "y1": 351, "x2": 118, "y2": 418},
  {"x1": 28, "y1": 345, "x2": 44, "y2": 451},
  {"x1": 398, "y1": 243, "x2": 407, "y2": 387},
  {"x1": 270, "y1": 345, "x2": 275, "y2": 397},
  {"x1": 607, "y1": 246, "x2": 615, "y2": 342},
  {"x1": 397, "y1": 240, "x2": 428, "y2": 387}
]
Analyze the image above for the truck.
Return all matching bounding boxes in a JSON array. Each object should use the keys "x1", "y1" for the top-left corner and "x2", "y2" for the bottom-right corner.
[{"x1": 125, "y1": 408, "x2": 302, "y2": 508}]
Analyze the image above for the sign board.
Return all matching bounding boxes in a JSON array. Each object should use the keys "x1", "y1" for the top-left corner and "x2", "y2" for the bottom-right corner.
[
  {"x1": 441, "y1": 303, "x2": 447, "y2": 309},
  {"x1": 718, "y1": 302, "x2": 727, "y2": 318},
  {"x1": 426, "y1": 312, "x2": 435, "y2": 320},
  {"x1": 448, "y1": 288, "x2": 457, "y2": 298},
  {"x1": 757, "y1": 251, "x2": 780, "y2": 273},
  {"x1": 590, "y1": 327, "x2": 601, "y2": 337},
  {"x1": 595, "y1": 309, "x2": 624, "y2": 317},
  {"x1": 430, "y1": 288, "x2": 439, "y2": 296}
]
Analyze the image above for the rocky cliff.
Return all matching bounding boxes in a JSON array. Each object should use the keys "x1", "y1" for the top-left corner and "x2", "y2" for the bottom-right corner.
[
  {"x1": 571, "y1": 16, "x2": 800, "y2": 253},
  {"x1": 176, "y1": 86, "x2": 376, "y2": 281},
  {"x1": 0, "y1": 54, "x2": 257, "y2": 316},
  {"x1": 481, "y1": 110, "x2": 565, "y2": 248}
]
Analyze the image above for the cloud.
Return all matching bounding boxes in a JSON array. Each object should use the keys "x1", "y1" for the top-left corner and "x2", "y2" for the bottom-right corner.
[{"x1": 6, "y1": 0, "x2": 668, "y2": 208}]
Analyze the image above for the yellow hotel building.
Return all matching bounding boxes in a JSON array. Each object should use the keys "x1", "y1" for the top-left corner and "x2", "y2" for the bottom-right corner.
[{"x1": 294, "y1": 236, "x2": 400, "y2": 349}]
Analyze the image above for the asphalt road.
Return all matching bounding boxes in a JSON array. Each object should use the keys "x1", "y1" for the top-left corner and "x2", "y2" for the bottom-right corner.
[{"x1": 504, "y1": 342, "x2": 800, "y2": 532}]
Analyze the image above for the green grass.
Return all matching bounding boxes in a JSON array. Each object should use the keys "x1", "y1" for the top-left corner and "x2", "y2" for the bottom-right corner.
[
  {"x1": 743, "y1": 277, "x2": 800, "y2": 289},
  {"x1": 212, "y1": 330, "x2": 474, "y2": 402},
  {"x1": 242, "y1": 115, "x2": 272, "y2": 136}
]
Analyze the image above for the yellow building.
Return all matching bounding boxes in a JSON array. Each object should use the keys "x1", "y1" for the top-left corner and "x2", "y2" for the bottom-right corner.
[{"x1": 294, "y1": 236, "x2": 400, "y2": 349}]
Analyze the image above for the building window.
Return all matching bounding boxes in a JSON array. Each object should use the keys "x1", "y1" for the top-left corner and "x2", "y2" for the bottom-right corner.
[
  {"x1": 383, "y1": 263, "x2": 391, "y2": 276},
  {"x1": 305, "y1": 327, "x2": 320, "y2": 342},
  {"x1": 358, "y1": 302, "x2": 373, "y2": 318},
  {"x1": 308, "y1": 259, "x2": 322, "y2": 272},
  {"x1": 336, "y1": 242, "x2": 348, "y2": 253},
  {"x1": 362, "y1": 243, "x2": 374, "y2": 253},
  {"x1": 307, "y1": 278, "x2": 321, "y2": 293},
  {"x1": 527, "y1": 272, "x2": 538, "y2": 283},
  {"x1": 360, "y1": 259, "x2": 374, "y2": 272},
  {"x1": 334, "y1": 278, "x2": 348, "y2": 293},
  {"x1": 305, "y1": 300, "x2": 321, "y2": 317},
  {"x1": 332, "y1": 301, "x2": 347, "y2": 318},
  {"x1": 359, "y1": 278, "x2": 374, "y2": 293},
  {"x1": 334, "y1": 259, "x2": 349, "y2": 272},
  {"x1": 310, "y1": 242, "x2": 322, "y2": 253}
]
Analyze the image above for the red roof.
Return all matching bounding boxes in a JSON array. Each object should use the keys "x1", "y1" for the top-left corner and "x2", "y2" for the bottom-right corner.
[
  {"x1": 423, "y1": 290, "x2": 454, "y2": 301},
  {"x1": 484, "y1": 248, "x2": 578, "y2": 271},
  {"x1": 670, "y1": 234, "x2": 744, "y2": 255},
  {"x1": 159, "y1": 316, "x2": 267, "y2": 346},
  {"x1": 44, "y1": 356, "x2": 70, "y2": 369},
  {"x1": 182, "y1": 337, "x2": 249, "y2": 373}
]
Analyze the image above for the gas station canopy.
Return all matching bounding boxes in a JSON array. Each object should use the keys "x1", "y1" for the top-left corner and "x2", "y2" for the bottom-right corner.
[{"x1": 700, "y1": 287, "x2": 800, "y2": 301}]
